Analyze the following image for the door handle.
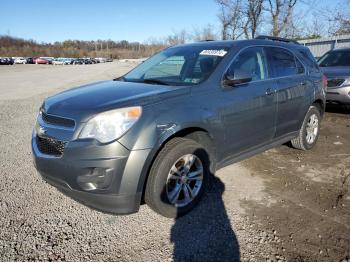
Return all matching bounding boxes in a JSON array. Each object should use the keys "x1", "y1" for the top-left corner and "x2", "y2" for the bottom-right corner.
[{"x1": 265, "y1": 88, "x2": 274, "y2": 95}]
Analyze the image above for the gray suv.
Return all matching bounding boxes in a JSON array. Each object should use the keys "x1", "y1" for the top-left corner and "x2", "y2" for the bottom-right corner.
[{"x1": 32, "y1": 36, "x2": 326, "y2": 218}]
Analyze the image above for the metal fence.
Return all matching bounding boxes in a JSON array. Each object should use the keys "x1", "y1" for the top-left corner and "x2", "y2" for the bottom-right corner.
[{"x1": 298, "y1": 34, "x2": 350, "y2": 58}]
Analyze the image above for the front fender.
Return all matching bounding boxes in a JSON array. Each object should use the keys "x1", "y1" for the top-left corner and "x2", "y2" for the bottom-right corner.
[{"x1": 118, "y1": 96, "x2": 222, "y2": 151}]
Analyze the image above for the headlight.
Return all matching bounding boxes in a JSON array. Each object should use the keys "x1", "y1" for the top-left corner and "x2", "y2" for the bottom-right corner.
[
  {"x1": 341, "y1": 77, "x2": 350, "y2": 87},
  {"x1": 79, "y1": 106, "x2": 142, "y2": 143}
]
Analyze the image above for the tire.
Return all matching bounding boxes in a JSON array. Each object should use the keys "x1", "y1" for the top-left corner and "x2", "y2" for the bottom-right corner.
[
  {"x1": 291, "y1": 105, "x2": 321, "y2": 150},
  {"x1": 342, "y1": 105, "x2": 350, "y2": 112},
  {"x1": 145, "y1": 137, "x2": 210, "y2": 218}
]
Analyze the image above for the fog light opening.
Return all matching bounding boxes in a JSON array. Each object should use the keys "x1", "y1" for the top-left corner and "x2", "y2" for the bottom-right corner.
[{"x1": 77, "y1": 168, "x2": 113, "y2": 191}]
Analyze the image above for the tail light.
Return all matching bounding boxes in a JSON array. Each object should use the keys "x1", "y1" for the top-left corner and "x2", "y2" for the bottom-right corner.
[{"x1": 322, "y1": 75, "x2": 328, "y2": 91}]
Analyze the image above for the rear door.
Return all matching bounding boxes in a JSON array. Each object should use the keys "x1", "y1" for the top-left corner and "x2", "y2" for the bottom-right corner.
[{"x1": 265, "y1": 47, "x2": 307, "y2": 137}]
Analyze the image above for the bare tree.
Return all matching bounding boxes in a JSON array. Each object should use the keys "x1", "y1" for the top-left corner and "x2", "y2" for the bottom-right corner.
[
  {"x1": 266, "y1": 0, "x2": 298, "y2": 37},
  {"x1": 334, "y1": 18, "x2": 350, "y2": 35},
  {"x1": 312, "y1": 0, "x2": 350, "y2": 37},
  {"x1": 216, "y1": 0, "x2": 233, "y2": 40},
  {"x1": 192, "y1": 24, "x2": 218, "y2": 41},
  {"x1": 304, "y1": 14, "x2": 324, "y2": 38},
  {"x1": 329, "y1": 11, "x2": 350, "y2": 36},
  {"x1": 215, "y1": 0, "x2": 245, "y2": 40},
  {"x1": 243, "y1": 0, "x2": 264, "y2": 38},
  {"x1": 165, "y1": 30, "x2": 188, "y2": 45}
]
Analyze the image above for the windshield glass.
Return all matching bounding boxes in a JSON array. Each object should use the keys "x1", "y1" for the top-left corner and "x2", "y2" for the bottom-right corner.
[
  {"x1": 122, "y1": 45, "x2": 230, "y2": 86},
  {"x1": 318, "y1": 50, "x2": 350, "y2": 67}
]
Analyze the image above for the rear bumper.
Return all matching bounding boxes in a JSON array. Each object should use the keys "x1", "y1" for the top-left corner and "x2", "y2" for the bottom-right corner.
[
  {"x1": 32, "y1": 130, "x2": 152, "y2": 215},
  {"x1": 326, "y1": 85, "x2": 350, "y2": 105}
]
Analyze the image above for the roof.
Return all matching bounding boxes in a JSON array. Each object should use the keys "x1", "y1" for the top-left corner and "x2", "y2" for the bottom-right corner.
[
  {"x1": 174, "y1": 38, "x2": 306, "y2": 51},
  {"x1": 329, "y1": 47, "x2": 350, "y2": 52}
]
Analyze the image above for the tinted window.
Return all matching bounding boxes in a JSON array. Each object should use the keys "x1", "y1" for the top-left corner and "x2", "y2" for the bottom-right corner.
[
  {"x1": 296, "y1": 58, "x2": 305, "y2": 74},
  {"x1": 227, "y1": 47, "x2": 268, "y2": 81},
  {"x1": 297, "y1": 49, "x2": 319, "y2": 72},
  {"x1": 267, "y1": 47, "x2": 298, "y2": 77},
  {"x1": 318, "y1": 50, "x2": 350, "y2": 67}
]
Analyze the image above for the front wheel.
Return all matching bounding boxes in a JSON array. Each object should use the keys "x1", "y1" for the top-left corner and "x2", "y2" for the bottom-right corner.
[
  {"x1": 291, "y1": 105, "x2": 321, "y2": 150},
  {"x1": 145, "y1": 138, "x2": 209, "y2": 218}
]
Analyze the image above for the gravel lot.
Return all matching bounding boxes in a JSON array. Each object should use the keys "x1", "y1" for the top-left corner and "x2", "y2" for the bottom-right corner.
[{"x1": 0, "y1": 62, "x2": 349, "y2": 261}]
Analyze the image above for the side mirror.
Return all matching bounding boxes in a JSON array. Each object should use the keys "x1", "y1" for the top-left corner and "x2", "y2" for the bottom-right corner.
[{"x1": 223, "y1": 69, "x2": 253, "y2": 87}]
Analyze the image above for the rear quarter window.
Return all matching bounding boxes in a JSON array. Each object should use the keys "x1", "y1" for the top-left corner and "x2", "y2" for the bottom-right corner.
[
  {"x1": 266, "y1": 47, "x2": 299, "y2": 77},
  {"x1": 297, "y1": 49, "x2": 320, "y2": 73}
]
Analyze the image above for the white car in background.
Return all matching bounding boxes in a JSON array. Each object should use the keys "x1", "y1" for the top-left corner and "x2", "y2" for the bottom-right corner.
[
  {"x1": 95, "y1": 57, "x2": 107, "y2": 63},
  {"x1": 63, "y1": 58, "x2": 73, "y2": 65},
  {"x1": 14, "y1": 57, "x2": 27, "y2": 64},
  {"x1": 52, "y1": 58, "x2": 65, "y2": 65}
]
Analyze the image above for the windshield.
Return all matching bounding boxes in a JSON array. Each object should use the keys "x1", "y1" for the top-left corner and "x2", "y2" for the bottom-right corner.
[
  {"x1": 122, "y1": 45, "x2": 230, "y2": 86},
  {"x1": 318, "y1": 50, "x2": 350, "y2": 67}
]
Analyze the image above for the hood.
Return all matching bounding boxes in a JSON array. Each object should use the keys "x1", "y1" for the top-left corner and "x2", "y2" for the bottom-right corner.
[
  {"x1": 320, "y1": 66, "x2": 350, "y2": 78},
  {"x1": 42, "y1": 80, "x2": 189, "y2": 122}
]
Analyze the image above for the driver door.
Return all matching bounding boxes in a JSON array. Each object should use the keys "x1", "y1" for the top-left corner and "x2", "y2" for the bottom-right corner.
[{"x1": 219, "y1": 46, "x2": 277, "y2": 158}]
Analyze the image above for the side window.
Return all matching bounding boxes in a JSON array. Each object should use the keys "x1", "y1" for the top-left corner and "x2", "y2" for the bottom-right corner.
[
  {"x1": 295, "y1": 58, "x2": 305, "y2": 74},
  {"x1": 144, "y1": 56, "x2": 185, "y2": 79},
  {"x1": 191, "y1": 56, "x2": 220, "y2": 79},
  {"x1": 297, "y1": 49, "x2": 320, "y2": 73},
  {"x1": 267, "y1": 47, "x2": 298, "y2": 77},
  {"x1": 227, "y1": 47, "x2": 268, "y2": 81}
]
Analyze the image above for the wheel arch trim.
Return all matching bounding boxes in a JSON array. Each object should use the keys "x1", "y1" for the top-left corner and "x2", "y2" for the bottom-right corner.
[{"x1": 136, "y1": 126, "x2": 214, "y2": 202}]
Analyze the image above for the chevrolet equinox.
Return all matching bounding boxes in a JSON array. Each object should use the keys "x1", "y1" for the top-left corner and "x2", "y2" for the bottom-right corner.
[{"x1": 32, "y1": 36, "x2": 326, "y2": 218}]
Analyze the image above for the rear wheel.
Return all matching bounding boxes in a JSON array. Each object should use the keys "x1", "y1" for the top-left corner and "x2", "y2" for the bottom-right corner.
[
  {"x1": 291, "y1": 106, "x2": 321, "y2": 150},
  {"x1": 145, "y1": 138, "x2": 209, "y2": 218},
  {"x1": 342, "y1": 105, "x2": 350, "y2": 112}
]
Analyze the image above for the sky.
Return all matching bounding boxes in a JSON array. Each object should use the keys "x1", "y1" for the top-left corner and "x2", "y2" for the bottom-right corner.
[
  {"x1": 0, "y1": 0, "x2": 345, "y2": 43},
  {"x1": 0, "y1": 0, "x2": 219, "y2": 43}
]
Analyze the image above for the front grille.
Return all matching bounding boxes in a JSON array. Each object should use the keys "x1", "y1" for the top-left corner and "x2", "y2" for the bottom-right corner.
[
  {"x1": 327, "y1": 79, "x2": 345, "y2": 88},
  {"x1": 41, "y1": 112, "x2": 75, "y2": 128},
  {"x1": 36, "y1": 136, "x2": 67, "y2": 156}
]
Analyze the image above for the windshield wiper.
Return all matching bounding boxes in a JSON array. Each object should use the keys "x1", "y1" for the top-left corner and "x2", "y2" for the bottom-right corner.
[
  {"x1": 113, "y1": 76, "x2": 125, "y2": 81},
  {"x1": 113, "y1": 77, "x2": 170, "y2": 86},
  {"x1": 142, "y1": 78, "x2": 170, "y2": 85}
]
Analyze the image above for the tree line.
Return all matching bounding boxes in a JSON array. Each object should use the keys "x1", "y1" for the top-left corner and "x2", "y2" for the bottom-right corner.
[{"x1": 0, "y1": 36, "x2": 166, "y2": 59}]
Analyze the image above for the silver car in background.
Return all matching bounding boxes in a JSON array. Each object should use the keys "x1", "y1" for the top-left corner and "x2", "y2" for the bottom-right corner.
[{"x1": 318, "y1": 48, "x2": 350, "y2": 107}]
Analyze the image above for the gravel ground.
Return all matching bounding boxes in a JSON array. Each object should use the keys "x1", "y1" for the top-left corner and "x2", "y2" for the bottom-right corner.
[{"x1": 0, "y1": 62, "x2": 349, "y2": 261}]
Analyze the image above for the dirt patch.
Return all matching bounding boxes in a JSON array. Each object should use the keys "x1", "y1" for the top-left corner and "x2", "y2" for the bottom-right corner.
[{"x1": 239, "y1": 109, "x2": 350, "y2": 261}]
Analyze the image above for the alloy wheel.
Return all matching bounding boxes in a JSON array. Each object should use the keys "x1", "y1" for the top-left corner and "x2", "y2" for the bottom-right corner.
[
  {"x1": 166, "y1": 154, "x2": 204, "y2": 207},
  {"x1": 306, "y1": 113, "x2": 319, "y2": 144}
]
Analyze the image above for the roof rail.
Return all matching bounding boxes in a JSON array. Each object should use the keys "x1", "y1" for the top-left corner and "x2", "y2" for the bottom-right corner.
[{"x1": 255, "y1": 35, "x2": 300, "y2": 45}]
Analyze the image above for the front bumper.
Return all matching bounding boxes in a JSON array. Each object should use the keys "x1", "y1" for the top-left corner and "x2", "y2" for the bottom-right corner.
[
  {"x1": 32, "y1": 130, "x2": 152, "y2": 215},
  {"x1": 326, "y1": 85, "x2": 350, "y2": 105}
]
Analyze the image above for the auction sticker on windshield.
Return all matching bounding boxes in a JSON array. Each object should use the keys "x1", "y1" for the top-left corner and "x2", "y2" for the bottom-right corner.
[{"x1": 199, "y1": 49, "x2": 227, "y2": 56}]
